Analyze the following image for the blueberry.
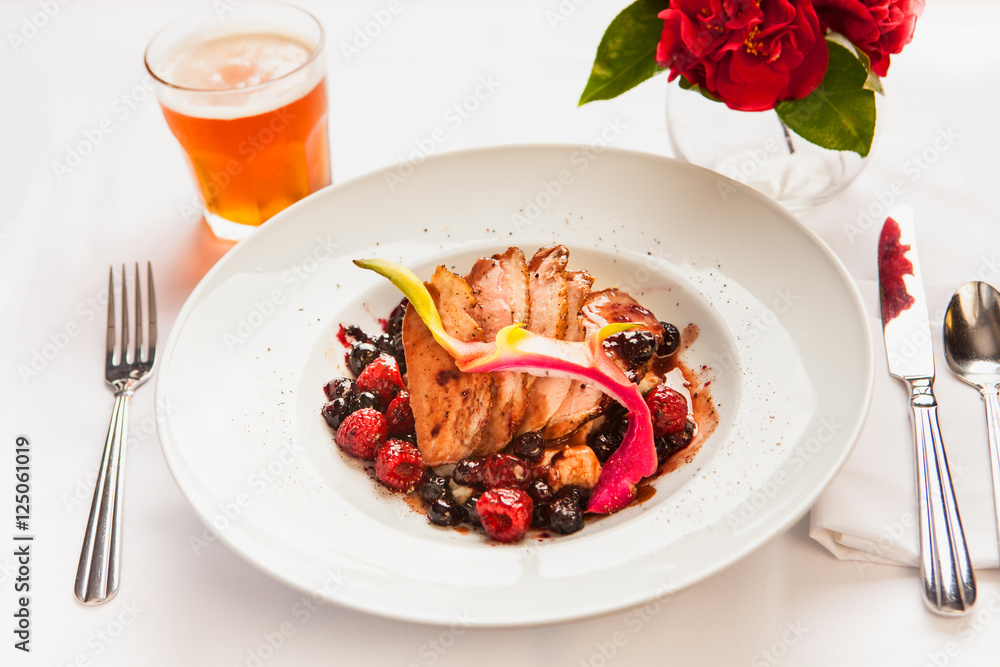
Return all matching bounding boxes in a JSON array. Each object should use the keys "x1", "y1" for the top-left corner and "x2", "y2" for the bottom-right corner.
[
  {"x1": 323, "y1": 376, "x2": 357, "y2": 402},
  {"x1": 373, "y1": 332, "x2": 394, "y2": 355},
  {"x1": 527, "y1": 478, "x2": 554, "y2": 504},
  {"x1": 419, "y1": 475, "x2": 451, "y2": 505},
  {"x1": 390, "y1": 332, "x2": 406, "y2": 375},
  {"x1": 347, "y1": 342, "x2": 380, "y2": 377},
  {"x1": 532, "y1": 503, "x2": 550, "y2": 528},
  {"x1": 453, "y1": 459, "x2": 482, "y2": 487},
  {"x1": 373, "y1": 332, "x2": 406, "y2": 374},
  {"x1": 587, "y1": 430, "x2": 618, "y2": 463},
  {"x1": 604, "y1": 400, "x2": 627, "y2": 426},
  {"x1": 512, "y1": 431, "x2": 544, "y2": 463},
  {"x1": 343, "y1": 324, "x2": 369, "y2": 344},
  {"x1": 600, "y1": 415, "x2": 629, "y2": 447},
  {"x1": 428, "y1": 497, "x2": 463, "y2": 527},
  {"x1": 462, "y1": 492, "x2": 482, "y2": 526},
  {"x1": 321, "y1": 399, "x2": 348, "y2": 431},
  {"x1": 556, "y1": 484, "x2": 590, "y2": 510},
  {"x1": 654, "y1": 420, "x2": 695, "y2": 464},
  {"x1": 622, "y1": 330, "x2": 657, "y2": 367},
  {"x1": 548, "y1": 497, "x2": 584, "y2": 534},
  {"x1": 656, "y1": 322, "x2": 681, "y2": 358},
  {"x1": 347, "y1": 391, "x2": 378, "y2": 414},
  {"x1": 388, "y1": 299, "x2": 408, "y2": 336}
]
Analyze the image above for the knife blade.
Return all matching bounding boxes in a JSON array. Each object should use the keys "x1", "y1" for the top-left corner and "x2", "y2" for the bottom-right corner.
[
  {"x1": 878, "y1": 206, "x2": 934, "y2": 379},
  {"x1": 878, "y1": 204, "x2": 976, "y2": 615}
]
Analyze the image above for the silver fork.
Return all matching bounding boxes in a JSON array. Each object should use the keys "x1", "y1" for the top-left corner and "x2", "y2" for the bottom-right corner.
[{"x1": 75, "y1": 263, "x2": 156, "y2": 605}]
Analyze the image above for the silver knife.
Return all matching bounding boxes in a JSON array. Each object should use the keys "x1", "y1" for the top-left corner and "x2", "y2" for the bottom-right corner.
[{"x1": 878, "y1": 204, "x2": 976, "y2": 615}]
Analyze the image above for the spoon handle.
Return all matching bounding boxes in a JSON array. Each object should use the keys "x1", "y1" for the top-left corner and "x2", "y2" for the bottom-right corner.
[
  {"x1": 980, "y1": 386, "x2": 1000, "y2": 558},
  {"x1": 908, "y1": 377, "x2": 976, "y2": 615}
]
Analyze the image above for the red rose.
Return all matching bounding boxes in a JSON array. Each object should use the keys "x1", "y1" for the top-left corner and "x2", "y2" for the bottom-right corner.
[
  {"x1": 656, "y1": 0, "x2": 829, "y2": 112},
  {"x1": 814, "y1": 0, "x2": 923, "y2": 76}
]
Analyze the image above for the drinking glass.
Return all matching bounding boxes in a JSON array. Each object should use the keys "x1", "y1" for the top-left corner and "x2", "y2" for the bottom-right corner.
[{"x1": 145, "y1": 2, "x2": 331, "y2": 241}]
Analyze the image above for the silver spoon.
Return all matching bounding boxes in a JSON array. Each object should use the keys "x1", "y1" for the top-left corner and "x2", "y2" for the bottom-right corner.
[{"x1": 944, "y1": 280, "x2": 1000, "y2": 556}]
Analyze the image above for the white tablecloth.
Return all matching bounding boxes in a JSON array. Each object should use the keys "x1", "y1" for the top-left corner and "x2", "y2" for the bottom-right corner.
[{"x1": 3, "y1": 1, "x2": 1000, "y2": 665}]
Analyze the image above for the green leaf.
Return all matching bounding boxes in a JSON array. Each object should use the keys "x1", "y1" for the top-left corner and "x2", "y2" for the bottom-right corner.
[
  {"x1": 825, "y1": 31, "x2": 884, "y2": 94},
  {"x1": 578, "y1": 0, "x2": 671, "y2": 106},
  {"x1": 775, "y1": 41, "x2": 876, "y2": 157},
  {"x1": 678, "y1": 76, "x2": 721, "y2": 103},
  {"x1": 864, "y1": 69, "x2": 884, "y2": 95}
]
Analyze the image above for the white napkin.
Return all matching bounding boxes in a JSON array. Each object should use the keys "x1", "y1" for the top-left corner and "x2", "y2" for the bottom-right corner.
[{"x1": 810, "y1": 279, "x2": 1000, "y2": 569}]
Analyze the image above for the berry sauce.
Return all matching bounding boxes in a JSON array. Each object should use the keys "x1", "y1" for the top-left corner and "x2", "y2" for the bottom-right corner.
[
  {"x1": 326, "y1": 299, "x2": 718, "y2": 543},
  {"x1": 878, "y1": 217, "x2": 915, "y2": 323}
]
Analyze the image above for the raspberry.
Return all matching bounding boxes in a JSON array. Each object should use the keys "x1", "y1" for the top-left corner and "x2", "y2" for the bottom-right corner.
[
  {"x1": 335, "y1": 408, "x2": 386, "y2": 460},
  {"x1": 481, "y1": 454, "x2": 531, "y2": 489},
  {"x1": 356, "y1": 354, "x2": 404, "y2": 407},
  {"x1": 375, "y1": 439, "x2": 426, "y2": 492},
  {"x1": 385, "y1": 391, "x2": 415, "y2": 436},
  {"x1": 645, "y1": 384, "x2": 688, "y2": 436},
  {"x1": 476, "y1": 488, "x2": 533, "y2": 543}
]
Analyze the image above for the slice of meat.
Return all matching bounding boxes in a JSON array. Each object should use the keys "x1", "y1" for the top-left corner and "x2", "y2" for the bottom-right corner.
[
  {"x1": 403, "y1": 266, "x2": 492, "y2": 466},
  {"x1": 541, "y1": 271, "x2": 603, "y2": 441},
  {"x1": 541, "y1": 379, "x2": 606, "y2": 442},
  {"x1": 526, "y1": 245, "x2": 569, "y2": 339},
  {"x1": 466, "y1": 248, "x2": 530, "y2": 454},
  {"x1": 561, "y1": 271, "x2": 594, "y2": 343},
  {"x1": 518, "y1": 246, "x2": 572, "y2": 435},
  {"x1": 542, "y1": 287, "x2": 664, "y2": 441}
]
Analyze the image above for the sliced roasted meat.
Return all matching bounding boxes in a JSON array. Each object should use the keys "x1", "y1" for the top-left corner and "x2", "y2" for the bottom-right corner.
[
  {"x1": 541, "y1": 287, "x2": 664, "y2": 441},
  {"x1": 466, "y1": 247, "x2": 530, "y2": 454},
  {"x1": 403, "y1": 266, "x2": 492, "y2": 466},
  {"x1": 519, "y1": 246, "x2": 572, "y2": 435}
]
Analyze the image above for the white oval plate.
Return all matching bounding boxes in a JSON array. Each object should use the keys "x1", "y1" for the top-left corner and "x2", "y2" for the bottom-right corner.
[{"x1": 155, "y1": 145, "x2": 873, "y2": 626}]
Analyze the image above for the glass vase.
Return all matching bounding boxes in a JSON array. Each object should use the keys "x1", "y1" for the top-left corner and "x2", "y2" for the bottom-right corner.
[{"x1": 666, "y1": 82, "x2": 872, "y2": 213}]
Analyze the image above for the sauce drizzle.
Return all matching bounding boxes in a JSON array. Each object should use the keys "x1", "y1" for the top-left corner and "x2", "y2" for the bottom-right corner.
[{"x1": 878, "y1": 216, "x2": 915, "y2": 323}]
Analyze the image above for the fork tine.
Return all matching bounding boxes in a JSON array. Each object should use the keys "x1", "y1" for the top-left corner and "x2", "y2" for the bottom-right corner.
[
  {"x1": 133, "y1": 263, "x2": 142, "y2": 364},
  {"x1": 147, "y1": 262, "x2": 157, "y2": 364},
  {"x1": 121, "y1": 264, "x2": 129, "y2": 365},
  {"x1": 106, "y1": 267, "x2": 116, "y2": 367}
]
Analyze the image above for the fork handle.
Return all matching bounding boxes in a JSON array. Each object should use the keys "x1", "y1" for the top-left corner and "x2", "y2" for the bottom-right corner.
[
  {"x1": 909, "y1": 378, "x2": 976, "y2": 615},
  {"x1": 75, "y1": 389, "x2": 130, "y2": 605}
]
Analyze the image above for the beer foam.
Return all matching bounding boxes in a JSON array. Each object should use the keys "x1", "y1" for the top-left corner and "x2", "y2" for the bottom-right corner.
[
  {"x1": 153, "y1": 31, "x2": 324, "y2": 120},
  {"x1": 163, "y1": 33, "x2": 310, "y2": 91}
]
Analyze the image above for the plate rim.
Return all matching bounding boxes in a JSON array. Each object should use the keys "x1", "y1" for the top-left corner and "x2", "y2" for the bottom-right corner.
[{"x1": 154, "y1": 143, "x2": 875, "y2": 626}]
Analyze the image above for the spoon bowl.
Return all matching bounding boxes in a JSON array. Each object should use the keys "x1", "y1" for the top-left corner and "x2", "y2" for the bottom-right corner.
[
  {"x1": 945, "y1": 281, "x2": 1000, "y2": 386},
  {"x1": 944, "y1": 280, "x2": 1000, "y2": 559}
]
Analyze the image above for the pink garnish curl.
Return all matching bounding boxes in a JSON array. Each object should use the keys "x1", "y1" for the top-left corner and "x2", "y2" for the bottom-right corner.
[{"x1": 353, "y1": 258, "x2": 658, "y2": 514}]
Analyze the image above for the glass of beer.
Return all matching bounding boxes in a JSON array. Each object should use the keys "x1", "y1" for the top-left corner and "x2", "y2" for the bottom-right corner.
[{"x1": 145, "y1": 3, "x2": 331, "y2": 241}]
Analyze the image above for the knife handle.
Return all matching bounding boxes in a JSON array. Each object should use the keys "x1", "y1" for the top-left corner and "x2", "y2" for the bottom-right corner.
[{"x1": 909, "y1": 378, "x2": 976, "y2": 615}]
